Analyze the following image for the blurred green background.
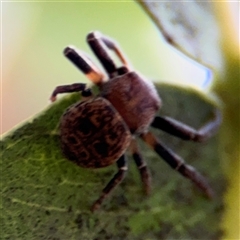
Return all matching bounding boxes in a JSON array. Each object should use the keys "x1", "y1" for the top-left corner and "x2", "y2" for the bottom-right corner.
[{"x1": 2, "y1": 1, "x2": 209, "y2": 134}]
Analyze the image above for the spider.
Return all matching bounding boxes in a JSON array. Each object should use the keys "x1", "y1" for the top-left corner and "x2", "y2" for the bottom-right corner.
[{"x1": 50, "y1": 31, "x2": 221, "y2": 211}]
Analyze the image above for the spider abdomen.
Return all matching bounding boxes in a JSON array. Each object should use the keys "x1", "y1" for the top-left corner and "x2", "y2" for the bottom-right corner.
[
  {"x1": 60, "y1": 97, "x2": 132, "y2": 168},
  {"x1": 101, "y1": 71, "x2": 161, "y2": 134}
]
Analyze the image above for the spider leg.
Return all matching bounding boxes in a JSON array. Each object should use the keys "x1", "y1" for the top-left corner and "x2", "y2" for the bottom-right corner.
[
  {"x1": 50, "y1": 83, "x2": 93, "y2": 102},
  {"x1": 141, "y1": 131, "x2": 214, "y2": 199},
  {"x1": 64, "y1": 46, "x2": 105, "y2": 85},
  {"x1": 129, "y1": 139, "x2": 151, "y2": 195},
  {"x1": 50, "y1": 83, "x2": 90, "y2": 102},
  {"x1": 87, "y1": 31, "x2": 131, "y2": 77},
  {"x1": 100, "y1": 33, "x2": 130, "y2": 68},
  {"x1": 151, "y1": 109, "x2": 221, "y2": 142},
  {"x1": 91, "y1": 154, "x2": 127, "y2": 212}
]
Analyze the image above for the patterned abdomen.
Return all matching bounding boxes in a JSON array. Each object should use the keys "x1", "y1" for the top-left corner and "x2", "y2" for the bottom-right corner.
[{"x1": 60, "y1": 97, "x2": 131, "y2": 168}]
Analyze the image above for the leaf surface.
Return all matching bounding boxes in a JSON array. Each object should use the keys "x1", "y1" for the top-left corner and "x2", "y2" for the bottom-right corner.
[
  {"x1": 137, "y1": 2, "x2": 240, "y2": 238},
  {"x1": 138, "y1": 1, "x2": 223, "y2": 71},
  {"x1": 1, "y1": 84, "x2": 225, "y2": 239}
]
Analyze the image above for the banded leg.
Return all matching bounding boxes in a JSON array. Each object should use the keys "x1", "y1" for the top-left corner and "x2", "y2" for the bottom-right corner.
[
  {"x1": 87, "y1": 31, "x2": 130, "y2": 77},
  {"x1": 129, "y1": 139, "x2": 151, "y2": 195},
  {"x1": 91, "y1": 155, "x2": 127, "y2": 212},
  {"x1": 141, "y1": 132, "x2": 214, "y2": 198},
  {"x1": 151, "y1": 110, "x2": 221, "y2": 142},
  {"x1": 64, "y1": 46, "x2": 105, "y2": 85}
]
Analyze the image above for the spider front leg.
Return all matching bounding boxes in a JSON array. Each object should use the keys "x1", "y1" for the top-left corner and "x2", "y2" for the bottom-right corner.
[
  {"x1": 50, "y1": 83, "x2": 93, "y2": 102},
  {"x1": 129, "y1": 139, "x2": 151, "y2": 195},
  {"x1": 50, "y1": 45, "x2": 106, "y2": 101},
  {"x1": 50, "y1": 83, "x2": 89, "y2": 102},
  {"x1": 151, "y1": 110, "x2": 221, "y2": 142},
  {"x1": 64, "y1": 46, "x2": 105, "y2": 85},
  {"x1": 91, "y1": 154, "x2": 128, "y2": 212},
  {"x1": 141, "y1": 132, "x2": 214, "y2": 198},
  {"x1": 87, "y1": 31, "x2": 131, "y2": 77}
]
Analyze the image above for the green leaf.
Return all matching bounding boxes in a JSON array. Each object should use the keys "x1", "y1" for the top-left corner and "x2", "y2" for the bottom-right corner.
[
  {"x1": 137, "y1": 2, "x2": 240, "y2": 239},
  {"x1": 137, "y1": 1, "x2": 223, "y2": 71},
  {"x1": 1, "y1": 84, "x2": 225, "y2": 239}
]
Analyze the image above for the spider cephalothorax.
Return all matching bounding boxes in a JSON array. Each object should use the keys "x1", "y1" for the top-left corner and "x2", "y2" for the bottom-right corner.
[{"x1": 50, "y1": 31, "x2": 221, "y2": 211}]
